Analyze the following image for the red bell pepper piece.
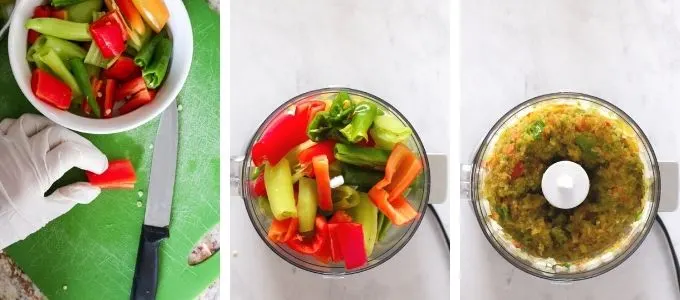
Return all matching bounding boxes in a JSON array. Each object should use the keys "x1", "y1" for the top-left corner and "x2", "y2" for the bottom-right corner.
[
  {"x1": 86, "y1": 159, "x2": 137, "y2": 189},
  {"x1": 51, "y1": 9, "x2": 68, "y2": 20},
  {"x1": 89, "y1": 11, "x2": 128, "y2": 59},
  {"x1": 115, "y1": 76, "x2": 146, "y2": 101},
  {"x1": 298, "y1": 140, "x2": 336, "y2": 176},
  {"x1": 328, "y1": 223, "x2": 367, "y2": 269},
  {"x1": 249, "y1": 172, "x2": 267, "y2": 197},
  {"x1": 312, "y1": 155, "x2": 332, "y2": 212},
  {"x1": 148, "y1": 89, "x2": 157, "y2": 100},
  {"x1": 295, "y1": 100, "x2": 326, "y2": 123},
  {"x1": 251, "y1": 111, "x2": 311, "y2": 167},
  {"x1": 31, "y1": 69, "x2": 72, "y2": 110},
  {"x1": 287, "y1": 215, "x2": 329, "y2": 255},
  {"x1": 119, "y1": 88, "x2": 152, "y2": 115},
  {"x1": 102, "y1": 79, "x2": 116, "y2": 118},
  {"x1": 329, "y1": 210, "x2": 353, "y2": 224},
  {"x1": 368, "y1": 143, "x2": 422, "y2": 226},
  {"x1": 113, "y1": 0, "x2": 148, "y2": 36},
  {"x1": 27, "y1": 6, "x2": 53, "y2": 44},
  {"x1": 268, "y1": 218, "x2": 298, "y2": 243},
  {"x1": 103, "y1": 56, "x2": 141, "y2": 81}
]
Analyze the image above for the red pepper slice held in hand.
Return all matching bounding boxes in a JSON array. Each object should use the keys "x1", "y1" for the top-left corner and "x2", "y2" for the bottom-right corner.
[
  {"x1": 328, "y1": 222, "x2": 367, "y2": 269},
  {"x1": 312, "y1": 155, "x2": 332, "y2": 212},
  {"x1": 89, "y1": 11, "x2": 128, "y2": 59},
  {"x1": 287, "y1": 215, "x2": 329, "y2": 255},
  {"x1": 104, "y1": 56, "x2": 141, "y2": 81},
  {"x1": 367, "y1": 143, "x2": 422, "y2": 226},
  {"x1": 31, "y1": 69, "x2": 72, "y2": 110},
  {"x1": 86, "y1": 159, "x2": 137, "y2": 189},
  {"x1": 268, "y1": 218, "x2": 298, "y2": 243}
]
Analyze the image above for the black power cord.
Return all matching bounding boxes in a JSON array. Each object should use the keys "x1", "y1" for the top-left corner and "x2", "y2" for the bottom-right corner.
[
  {"x1": 428, "y1": 204, "x2": 450, "y2": 250},
  {"x1": 656, "y1": 215, "x2": 680, "y2": 294}
]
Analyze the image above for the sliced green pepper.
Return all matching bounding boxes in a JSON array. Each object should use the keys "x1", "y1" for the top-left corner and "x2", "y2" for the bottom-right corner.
[
  {"x1": 332, "y1": 185, "x2": 360, "y2": 210},
  {"x1": 25, "y1": 18, "x2": 91, "y2": 41},
  {"x1": 37, "y1": 49, "x2": 82, "y2": 99},
  {"x1": 527, "y1": 120, "x2": 545, "y2": 140},
  {"x1": 377, "y1": 211, "x2": 391, "y2": 242},
  {"x1": 341, "y1": 164, "x2": 384, "y2": 190},
  {"x1": 257, "y1": 196, "x2": 273, "y2": 218},
  {"x1": 297, "y1": 177, "x2": 318, "y2": 234},
  {"x1": 340, "y1": 101, "x2": 377, "y2": 143},
  {"x1": 334, "y1": 144, "x2": 390, "y2": 169},
  {"x1": 142, "y1": 37, "x2": 172, "y2": 89},
  {"x1": 348, "y1": 192, "x2": 378, "y2": 256},
  {"x1": 69, "y1": 59, "x2": 99, "y2": 117},
  {"x1": 369, "y1": 114, "x2": 413, "y2": 150},
  {"x1": 134, "y1": 33, "x2": 163, "y2": 68},
  {"x1": 66, "y1": 0, "x2": 102, "y2": 22},
  {"x1": 264, "y1": 158, "x2": 297, "y2": 220},
  {"x1": 307, "y1": 92, "x2": 356, "y2": 142}
]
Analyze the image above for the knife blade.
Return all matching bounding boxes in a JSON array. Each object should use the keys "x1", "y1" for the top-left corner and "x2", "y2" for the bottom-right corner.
[{"x1": 131, "y1": 102, "x2": 178, "y2": 300}]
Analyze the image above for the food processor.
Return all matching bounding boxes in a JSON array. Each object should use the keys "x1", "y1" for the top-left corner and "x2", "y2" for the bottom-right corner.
[
  {"x1": 461, "y1": 92, "x2": 679, "y2": 281},
  {"x1": 231, "y1": 87, "x2": 448, "y2": 276}
]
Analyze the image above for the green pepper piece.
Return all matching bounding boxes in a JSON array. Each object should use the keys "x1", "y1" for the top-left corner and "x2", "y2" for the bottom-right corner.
[
  {"x1": 328, "y1": 91, "x2": 355, "y2": 125},
  {"x1": 340, "y1": 101, "x2": 377, "y2": 143},
  {"x1": 341, "y1": 164, "x2": 384, "y2": 190},
  {"x1": 134, "y1": 33, "x2": 163, "y2": 68},
  {"x1": 69, "y1": 58, "x2": 100, "y2": 117},
  {"x1": 348, "y1": 192, "x2": 378, "y2": 256},
  {"x1": 264, "y1": 158, "x2": 297, "y2": 220},
  {"x1": 495, "y1": 204, "x2": 510, "y2": 221},
  {"x1": 51, "y1": 0, "x2": 87, "y2": 7},
  {"x1": 331, "y1": 185, "x2": 360, "y2": 210},
  {"x1": 25, "y1": 18, "x2": 91, "y2": 41},
  {"x1": 334, "y1": 143, "x2": 390, "y2": 169},
  {"x1": 142, "y1": 37, "x2": 172, "y2": 89},
  {"x1": 377, "y1": 211, "x2": 391, "y2": 242},
  {"x1": 526, "y1": 120, "x2": 545, "y2": 140},
  {"x1": 37, "y1": 49, "x2": 82, "y2": 99},
  {"x1": 66, "y1": 0, "x2": 103, "y2": 22},
  {"x1": 249, "y1": 165, "x2": 264, "y2": 181},
  {"x1": 575, "y1": 134, "x2": 598, "y2": 161},
  {"x1": 297, "y1": 177, "x2": 318, "y2": 234},
  {"x1": 257, "y1": 196, "x2": 273, "y2": 218},
  {"x1": 369, "y1": 114, "x2": 413, "y2": 150}
]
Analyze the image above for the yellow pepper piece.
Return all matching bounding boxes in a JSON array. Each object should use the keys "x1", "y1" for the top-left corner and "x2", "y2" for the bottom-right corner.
[{"x1": 131, "y1": 0, "x2": 169, "y2": 33}]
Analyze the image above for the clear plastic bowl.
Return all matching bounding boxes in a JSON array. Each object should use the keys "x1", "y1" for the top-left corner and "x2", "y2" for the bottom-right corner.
[
  {"x1": 238, "y1": 87, "x2": 431, "y2": 276},
  {"x1": 470, "y1": 92, "x2": 660, "y2": 281}
]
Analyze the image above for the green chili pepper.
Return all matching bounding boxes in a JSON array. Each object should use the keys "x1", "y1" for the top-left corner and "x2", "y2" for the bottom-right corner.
[
  {"x1": 32, "y1": 52, "x2": 49, "y2": 71},
  {"x1": 26, "y1": 36, "x2": 46, "y2": 63},
  {"x1": 37, "y1": 49, "x2": 82, "y2": 99},
  {"x1": 51, "y1": 0, "x2": 87, "y2": 7},
  {"x1": 69, "y1": 59, "x2": 99, "y2": 117},
  {"x1": 377, "y1": 211, "x2": 391, "y2": 242},
  {"x1": 369, "y1": 114, "x2": 413, "y2": 150},
  {"x1": 264, "y1": 158, "x2": 297, "y2": 220},
  {"x1": 297, "y1": 177, "x2": 318, "y2": 234},
  {"x1": 142, "y1": 37, "x2": 172, "y2": 89},
  {"x1": 527, "y1": 120, "x2": 545, "y2": 140},
  {"x1": 334, "y1": 144, "x2": 390, "y2": 169},
  {"x1": 307, "y1": 92, "x2": 357, "y2": 142},
  {"x1": 575, "y1": 134, "x2": 598, "y2": 161},
  {"x1": 257, "y1": 197, "x2": 273, "y2": 218},
  {"x1": 25, "y1": 18, "x2": 91, "y2": 41},
  {"x1": 250, "y1": 165, "x2": 264, "y2": 181},
  {"x1": 28, "y1": 36, "x2": 87, "y2": 64},
  {"x1": 134, "y1": 33, "x2": 163, "y2": 68},
  {"x1": 328, "y1": 92, "x2": 355, "y2": 125},
  {"x1": 66, "y1": 0, "x2": 102, "y2": 22},
  {"x1": 348, "y1": 192, "x2": 378, "y2": 256},
  {"x1": 331, "y1": 185, "x2": 360, "y2": 210},
  {"x1": 341, "y1": 164, "x2": 383, "y2": 190},
  {"x1": 340, "y1": 101, "x2": 377, "y2": 143}
]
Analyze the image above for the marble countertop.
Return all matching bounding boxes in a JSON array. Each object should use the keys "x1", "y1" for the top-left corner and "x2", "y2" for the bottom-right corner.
[
  {"x1": 462, "y1": 0, "x2": 680, "y2": 299},
  {"x1": 230, "y1": 0, "x2": 450, "y2": 299}
]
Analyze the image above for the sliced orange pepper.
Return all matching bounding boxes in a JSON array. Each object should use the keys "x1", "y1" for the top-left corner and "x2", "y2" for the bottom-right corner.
[
  {"x1": 312, "y1": 155, "x2": 333, "y2": 212},
  {"x1": 267, "y1": 218, "x2": 299, "y2": 243},
  {"x1": 368, "y1": 143, "x2": 423, "y2": 225},
  {"x1": 131, "y1": 0, "x2": 169, "y2": 33}
]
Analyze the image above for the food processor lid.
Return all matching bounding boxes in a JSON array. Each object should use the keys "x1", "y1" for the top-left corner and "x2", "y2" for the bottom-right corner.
[{"x1": 469, "y1": 92, "x2": 661, "y2": 281}]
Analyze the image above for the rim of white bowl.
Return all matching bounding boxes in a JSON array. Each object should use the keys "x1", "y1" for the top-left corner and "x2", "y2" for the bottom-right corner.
[{"x1": 8, "y1": 0, "x2": 193, "y2": 134}]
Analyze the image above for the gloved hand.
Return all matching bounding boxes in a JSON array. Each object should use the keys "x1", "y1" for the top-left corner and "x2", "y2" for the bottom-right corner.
[{"x1": 0, "y1": 114, "x2": 108, "y2": 250}]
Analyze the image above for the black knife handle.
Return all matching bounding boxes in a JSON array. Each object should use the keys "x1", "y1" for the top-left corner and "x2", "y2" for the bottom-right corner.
[{"x1": 131, "y1": 225, "x2": 169, "y2": 300}]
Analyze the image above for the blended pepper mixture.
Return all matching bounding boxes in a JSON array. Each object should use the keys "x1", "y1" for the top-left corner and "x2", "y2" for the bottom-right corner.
[{"x1": 482, "y1": 103, "x2": 645, "y2": 262}]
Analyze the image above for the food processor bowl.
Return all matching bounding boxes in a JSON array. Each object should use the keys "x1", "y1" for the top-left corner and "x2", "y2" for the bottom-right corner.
[
  {"x1": 469, "y1": 92, "x2": 661, "y2": 281},
  {"x1": 234, "y1": 87, "x2": 432, "y2": 276}
]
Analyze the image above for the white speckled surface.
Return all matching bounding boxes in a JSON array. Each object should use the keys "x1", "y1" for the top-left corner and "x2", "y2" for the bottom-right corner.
[
  {"x1": 231, "y1": 0, "x2": 450, "y2": 299},
  {"x1": 462, "y1": 0, "x2": 680, "y2": 299}
]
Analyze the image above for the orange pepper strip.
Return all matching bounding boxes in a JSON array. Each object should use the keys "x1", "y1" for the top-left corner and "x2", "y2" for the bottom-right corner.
[
  {"x1": 368, "y1": 143, "x2": 423, "y2": 225},
  {"x1": 312, "y1": 155, "x2": 333, "y2": 212},
  {"x1": 267, "y1": 218, "x2": 299, "y2": 243},
  {"x1": 131, "y1": 0, "x2": 169, "y2": 33}
]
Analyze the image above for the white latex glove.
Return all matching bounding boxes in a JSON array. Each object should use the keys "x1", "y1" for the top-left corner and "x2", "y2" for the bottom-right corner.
[{"x1": 0, "y1": 114, "x2": 108, "y2": 250}]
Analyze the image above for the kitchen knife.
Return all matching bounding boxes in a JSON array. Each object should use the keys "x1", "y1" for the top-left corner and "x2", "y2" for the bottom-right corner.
[{"x1": 131, "y1": 102, "x2": 178, "y2": 300}]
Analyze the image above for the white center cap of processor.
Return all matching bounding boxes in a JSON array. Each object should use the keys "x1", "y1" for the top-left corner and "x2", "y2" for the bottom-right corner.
[{"x1": 541, "y1": 161, "x2": 590, "y2": 209}]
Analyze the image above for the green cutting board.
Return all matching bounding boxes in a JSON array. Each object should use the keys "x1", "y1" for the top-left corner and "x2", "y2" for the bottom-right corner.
[{"x1": 0, "y1": 1, "x2": 220, "y2": 299}]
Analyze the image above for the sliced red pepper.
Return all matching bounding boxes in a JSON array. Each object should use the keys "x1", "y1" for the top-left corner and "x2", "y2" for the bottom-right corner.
[
  {"x1": 27, "y1": 30, "x2": 41, "y2": 45},
  {"x1": 115, "y1": 76, "x2": 146, "y2": 101},
  {"x1": 119, "y1": 88, "x2": 152, "y2": 115},
  {"x1": 103, "y1": 56, "x2": 141, "y2": 81},
  {"x1": 102, "y1": 79, "x2": 116, "y2": 118},
  {"x1": 328, "y1": 223, "x2": 367, "y2": 269},
  {"x1": 113, "y1": 0, "x2": 148, "y2": 36},
  {"x1": 87, "y1": 78, "x2": 103, "y2": 116},
  {"x1": 312, "y1": 155, "x2": 332, "y2": 212},
  {"x1": 295, "y1": 100, "x2": 326, "y2": 123},
  {"x1": 89, "y1": 11, "x2": 128, "y2": 59},
  {"x1": 329, "y1": 210, "x2": 353, "y2": 224},
  {"x1": 298, "y1": 140, "x2": 336, "y2": 176},
  {"x1": 511, "y1": 162, "x2": 524, "y2": 179},
  {"x1": 267, "y1": 218, "x2": 298, "y2": 243},
  {"x1": 86, "y1": 159, "x2": 137, "y2": 189},
  {"x1": 51, "y1": 9, "x2": 68, "y2": 20},
  {"x1": 251, "y1": 111, "x2": 310, "y2": 167},
  {"x1": 148, "y1": 89, "x2": 157, "y2": 100},
  {"x1": 31, "y1": 69, "x2": 72, "y2": 110},
  {"x1": 287, "y1": 215, "x2": 328, "y2": 255},
  {"x1": 367, "y1": 143, "x2": 422, "y2": 226},
  {"x1": 249, "y1": 172, "x2": 267, "y2": 197}
]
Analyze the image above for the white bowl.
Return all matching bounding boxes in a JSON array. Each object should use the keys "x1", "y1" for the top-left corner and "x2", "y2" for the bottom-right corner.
[{"x1": 8, "y1": 0, "x2": 193, "y2": 134}]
